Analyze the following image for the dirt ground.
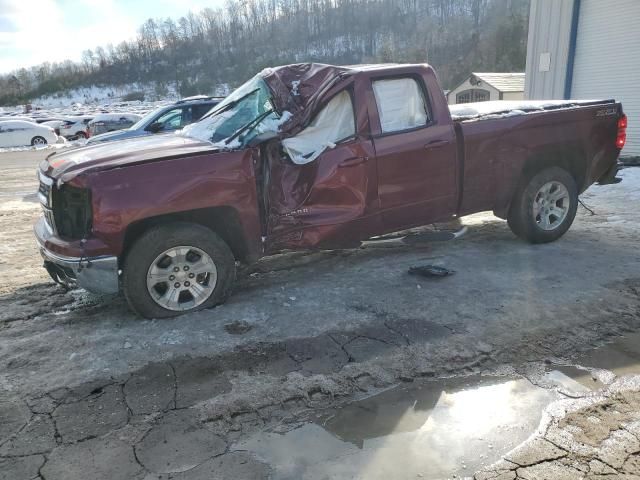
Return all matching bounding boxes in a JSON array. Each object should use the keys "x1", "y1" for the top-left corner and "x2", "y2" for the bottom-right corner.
[{"x1": 0, "y1": 149, "x2": 639, "y2": 479}]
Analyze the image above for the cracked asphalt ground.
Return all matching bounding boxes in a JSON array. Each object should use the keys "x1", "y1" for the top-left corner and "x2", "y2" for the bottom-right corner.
[{"x1": 0, "y1": 150, "x2": 639, "y2": 479}]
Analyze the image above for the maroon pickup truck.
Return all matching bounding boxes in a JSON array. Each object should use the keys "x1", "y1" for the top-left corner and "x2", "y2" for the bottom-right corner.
[{"x1": 35, "y1": 63, "x2": 626, "y2": 318}]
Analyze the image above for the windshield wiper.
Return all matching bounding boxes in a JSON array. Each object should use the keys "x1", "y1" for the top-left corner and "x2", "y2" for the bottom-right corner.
[
  {"x1": 201, "y1": 88, "x2": 260, "y2": 121},
  {"x1": 224, "y1": 109, "x2": 275, "y2": 145}
]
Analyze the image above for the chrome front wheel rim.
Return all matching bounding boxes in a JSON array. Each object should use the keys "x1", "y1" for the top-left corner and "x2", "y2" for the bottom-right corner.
[
  {"x1": 146, "y1": 246, "x2": 217, "y2": 311},
  {"x1": 533, "y1": 181, "x2": 570, "y2": 231},
  {"x1": 33, "y1": 137, "x2": 46, "y2": 145}
]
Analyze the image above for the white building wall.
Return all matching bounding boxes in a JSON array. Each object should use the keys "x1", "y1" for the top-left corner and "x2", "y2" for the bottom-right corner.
[
  {"x1": 525, "y1": 0, "x2": 639, "y2": 156},
  {"x1": 570, "y1": 0, "x2": 640, "y2": 156},
  {"x1": 524, "y1": 0, "x2": 575, "y2": 100}
]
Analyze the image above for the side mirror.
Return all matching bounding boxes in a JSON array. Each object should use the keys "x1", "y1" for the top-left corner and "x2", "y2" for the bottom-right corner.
[{"x1": 148, "y1": 122, "x2": 163, "y2": 133}]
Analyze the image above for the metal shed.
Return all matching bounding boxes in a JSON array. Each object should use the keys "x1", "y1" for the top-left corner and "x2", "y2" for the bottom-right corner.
[
  {"x1": 448, "y1": 73, "x2": 525, "y2": 105},
  {"x1": 525, "y1": 0, "x2": 640, "y2": 157}
]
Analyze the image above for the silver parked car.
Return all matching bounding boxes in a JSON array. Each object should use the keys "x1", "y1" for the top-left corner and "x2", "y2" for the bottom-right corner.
[
  {"x1": 86, "y1": 96, "x2": 222, "y2": 145},
  {"x1": 87, "y1": 113, "x2": 142, "y2": 137}
]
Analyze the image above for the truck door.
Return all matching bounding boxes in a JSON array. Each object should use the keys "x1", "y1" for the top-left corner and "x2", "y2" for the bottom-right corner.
[
  {"x1": 264, "y1": 88, "x2": 379, "y2": 252},
  {"x1": 370, "y1": 76, "x2": 458, "y2": 231}
]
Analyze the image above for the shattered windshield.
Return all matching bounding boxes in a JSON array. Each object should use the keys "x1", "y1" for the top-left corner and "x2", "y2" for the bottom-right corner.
[{"x1": 181, "y1": 75, "x2": 282, "y2": 147}]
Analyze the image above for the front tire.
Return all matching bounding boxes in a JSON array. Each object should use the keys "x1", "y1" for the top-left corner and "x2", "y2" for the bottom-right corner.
[
  {"x1": 507, "y1": 167, "x2": 578, "y2": 244},
  {"x1": 122, "y1": 223, "x2": 236, "y2": 318}
]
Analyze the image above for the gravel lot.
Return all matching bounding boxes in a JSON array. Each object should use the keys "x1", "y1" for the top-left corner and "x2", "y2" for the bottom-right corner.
[{"x1": 0, "y1": 149, "x2": 639, "y2": 479}]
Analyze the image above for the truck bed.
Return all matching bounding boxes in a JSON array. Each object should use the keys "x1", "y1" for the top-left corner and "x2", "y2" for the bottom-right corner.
[
  {"x1": 449, "y1": 99, "x2": 616, "y2": 122},
  {"x1": 451, "y1": 99, "x2": 623, "y2": 218}
]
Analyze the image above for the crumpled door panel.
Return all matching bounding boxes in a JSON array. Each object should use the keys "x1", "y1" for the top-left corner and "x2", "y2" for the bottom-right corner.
[{"x1": 265, "y1": 140, "x2": 377, "y2": 252}]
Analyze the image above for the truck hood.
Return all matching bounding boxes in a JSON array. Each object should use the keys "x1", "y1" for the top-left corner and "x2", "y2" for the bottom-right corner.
[{"x1": 41, "y1": 134, "x2": 216, "y2": 183}]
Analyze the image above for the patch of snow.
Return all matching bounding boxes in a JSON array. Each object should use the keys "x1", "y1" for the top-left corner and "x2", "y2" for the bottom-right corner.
[
  {"x1": 583, "y1": 167, "x2": 640, "y2": 227},
  {"x1": 449, "y1": 99, "x2": 608, "y2": 121}
]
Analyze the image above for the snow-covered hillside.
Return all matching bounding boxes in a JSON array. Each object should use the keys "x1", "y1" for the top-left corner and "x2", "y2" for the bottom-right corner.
[
  {"x1": 33, "y1": 83, "x2": 180, "y2": 108},
  {"x1": 33, "y1": 81, "x2": 232, "y2": 108}
]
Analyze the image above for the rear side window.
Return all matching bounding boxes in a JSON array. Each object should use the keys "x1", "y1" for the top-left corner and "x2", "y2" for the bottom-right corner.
[
  {"x1": 372, "y1": 78, "x2": 430, "y2": 133},
  {"x1": 192, "y1": 103, "x2": 215, "y2": 120}
]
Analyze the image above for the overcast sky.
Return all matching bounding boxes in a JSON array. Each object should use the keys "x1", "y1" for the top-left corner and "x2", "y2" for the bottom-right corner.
[{"x1": 0, "y1": 0, "x2": 225, "y2": 73}]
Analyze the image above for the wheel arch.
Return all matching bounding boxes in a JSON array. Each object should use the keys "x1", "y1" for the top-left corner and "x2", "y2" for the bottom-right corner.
[
  {"x1": 120, "y1": 206, "x2": 251, "y2": 266},
  {"x1": 494, "y1": 144, "x2": 587, "y2": 219}
]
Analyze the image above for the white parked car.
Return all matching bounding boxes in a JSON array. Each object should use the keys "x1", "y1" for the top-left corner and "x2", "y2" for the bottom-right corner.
[
  {"x1": 0, "y1": 116, "x2": 37, "y2": 123},
  {"x1": 0, "y1": 120, "x2": 58, "y2": 147},
  {"x1": 42, "y1": 120, "x2": 66, "y2": 134},
  {"x1": 59, "y1": 116, "x2": 93, "y2": 139}
]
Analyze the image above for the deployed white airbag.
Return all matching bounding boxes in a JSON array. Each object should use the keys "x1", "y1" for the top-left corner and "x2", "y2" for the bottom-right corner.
[
  {"x1": 282, "y1": 91, "x2": 355, "y2": 165},
  {"x1": 372, "y1": 78, "x2": 428, "y2": 133}
]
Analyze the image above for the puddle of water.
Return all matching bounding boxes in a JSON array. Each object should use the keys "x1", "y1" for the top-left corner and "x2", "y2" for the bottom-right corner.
[
  {"x1": 573, "y1": 332, "x2": 640, "y2": 379},
  {"x1": 549, "y1": 366, "x2": 605, "y2": 391},
  {"x1": 236, "y1": 375, "x2": 557, "y2": 480},
  {"x1": 539, "y1": 332, "x2": 640, "y2": 394}
]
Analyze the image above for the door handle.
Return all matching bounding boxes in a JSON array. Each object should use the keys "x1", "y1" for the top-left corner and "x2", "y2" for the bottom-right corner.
[
  {"x1": 424, "y1": 140, "x2": 449, "y2": 149},
  {"x1": 338, "y1": 157, "x2": 367, "y2": 168}
]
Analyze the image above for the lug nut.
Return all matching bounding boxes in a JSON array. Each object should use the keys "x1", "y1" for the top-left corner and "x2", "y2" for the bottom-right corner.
[
  {"x1": 174, "y1": 282, "x2": 180, "y2": 288},
  {"x1": 184, "y1": 281, "x2": 190, "y2": 287},
  {"x1": 188, "y1": 273, "x2": 195, "y2": 279},
  {"x1": 183, "y1": 266, "x2": 189, "y2": 271},
  {"x1": 173, "y1": 267, "x2": 180, "y2": 272},
  {"x1": 169, "y1": 275, "x2": 175, "y2": 281}
]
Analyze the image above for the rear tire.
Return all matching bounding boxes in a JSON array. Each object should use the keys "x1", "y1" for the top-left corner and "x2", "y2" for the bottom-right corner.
[
  {"x1": 507, "y1": 167, "x2": 578, "y2": 244},
  {"x1": 122, "y1": 222, "x2": 236, "y2": 318},
  {"x1": 31, "y1": 136, "x2": 47, "y2": 146}
]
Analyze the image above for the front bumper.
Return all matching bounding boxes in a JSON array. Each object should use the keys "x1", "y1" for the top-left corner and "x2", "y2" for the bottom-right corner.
[{"x1": 35, "y1": 219, "x2": 119, "y2": 294}]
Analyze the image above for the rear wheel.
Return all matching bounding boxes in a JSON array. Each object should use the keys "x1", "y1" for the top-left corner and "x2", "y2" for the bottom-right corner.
[
  {"x1": 507, "y1": 167, "x2": 578, "y2": 243},
  {"x1": 31, "y1": 136, "x2": 47, "y2": 146},
  {"x1": 122, "y1": 223, "x2": 236, "y2": 318}
]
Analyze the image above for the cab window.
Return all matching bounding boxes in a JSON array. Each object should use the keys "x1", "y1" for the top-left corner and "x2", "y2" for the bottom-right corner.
[
  {"x1": 192, "y1": 103, "x2": 215, "y2": 120},
  {"x1": 372, "y1": 77, "x2": 430, "y2": 133}
]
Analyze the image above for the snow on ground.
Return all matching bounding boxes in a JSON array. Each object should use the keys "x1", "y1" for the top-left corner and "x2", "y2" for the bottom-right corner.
[{"x1": 580, "y1": 166, "x2": 640, "y2": 231}]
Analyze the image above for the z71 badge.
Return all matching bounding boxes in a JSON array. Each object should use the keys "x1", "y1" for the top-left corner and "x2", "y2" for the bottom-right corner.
[{"x1": 596, "y1": 108, "x2": 617, "y2": 117}]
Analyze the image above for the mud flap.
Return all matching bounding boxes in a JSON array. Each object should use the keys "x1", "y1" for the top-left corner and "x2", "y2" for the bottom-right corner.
[{"x1": 598, "y1": 162, "x2": 623, "y2": 185}]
